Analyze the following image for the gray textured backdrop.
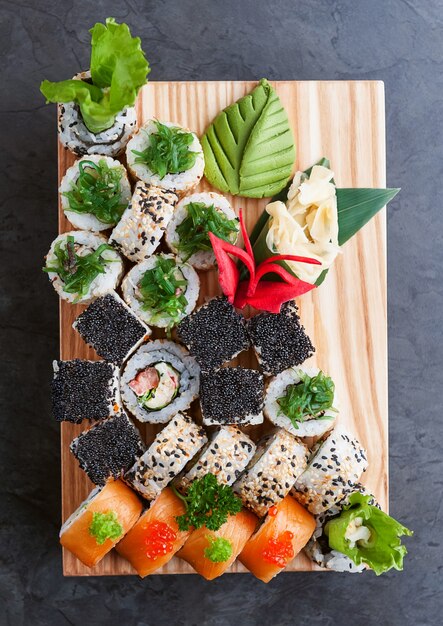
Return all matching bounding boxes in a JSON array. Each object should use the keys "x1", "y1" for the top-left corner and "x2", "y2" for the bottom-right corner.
[{"x1": 1, "y1": 1, "x2": 442, "y2": 625}]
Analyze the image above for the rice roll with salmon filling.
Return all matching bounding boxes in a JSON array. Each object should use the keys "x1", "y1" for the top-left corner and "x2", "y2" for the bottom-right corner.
[
  {"x1": 116, "y1": 487, "x2": 193, "y2": 577},
  {"x1": 121, "y1": 340, "x2": 200, "y2": 424},
  {"x1": 126, "y1": 120, "x2": 204, "y2": 193},
  {"x1": 40, "y1": 18, "x2": 149, "y2": 156},
  {"x1": 292, "y1": 428, "x2": 368, "y2": 515},
  {"x1": 60, "y1": 480, "x2": 142, "y2": 569},
  {"x1": 60, "y1": 155, "x2": 131, "y2": 231},
  {"x1": 110, "y1": 182, "x2": 178, "y2": 263},
  {"x1": 264, "y1": 366, "x2": 338, "y2": 438},
  {"x1": 234, "y1": 429, "x2": 309, "y2": 518},
  {"x1": 239, "y1": 495, "x2": 315, "y2": 583},
  {"x1": 175, "y1": 427, "x2": 256, "y2": 493},
  {"x1": 43, "y1": 231, "x2": 123, "y2": 304},
  {"x1": 122, "y1": 254, "x2": 199, "y2": 330},
  {"x1": 165, "y1": 192, "x2": 239, "y2": 270},
  {"x1": 125, "y1": 413, "x2": 207, "y2": 500},
  {"x1": 305, "y1": 486, "x2": 412, "y2": 575}
]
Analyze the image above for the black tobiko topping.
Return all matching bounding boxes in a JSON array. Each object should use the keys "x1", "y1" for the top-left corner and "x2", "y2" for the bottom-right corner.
[
  {"x1": 177, "y1": 297, "x2": 250, "y2": 371},
  {"x1": 247, "y1": 301, "x2": 315, "y2": 376}
]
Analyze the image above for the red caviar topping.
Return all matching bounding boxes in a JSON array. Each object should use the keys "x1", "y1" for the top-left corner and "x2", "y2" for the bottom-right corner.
[
  {"x1": 268, "y1": 505, "x2": 278, "y2": 517},
  {"x1": 143, "y1": 521, "x2": 177, "y2": 560},
  {"x1": 262, "y1": 531, "x2": 295, "y2": 568}
]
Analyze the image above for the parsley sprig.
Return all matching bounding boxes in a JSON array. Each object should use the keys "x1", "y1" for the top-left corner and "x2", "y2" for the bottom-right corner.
[
  {"x1": 132, "y1": 120, "x2": 198, "y2": 179},
  {"x1": 172, "y1": 473, "x2": 242, "y2": 532},
  {"x1": 63, "y1": 159, "x2": 127, "y2": 225},
  {"x1": 43, "y1": 235, "x2": 115, "y2": 301},
  {"x1": 277, "y1": 369, "x2": 337, "y2": 430},
  {"x1": 138, "y1": 256, "x2": 188, "y2": 328},
  {"x1": 176, "y1": 202, "x2": 239, "y2": 260}
]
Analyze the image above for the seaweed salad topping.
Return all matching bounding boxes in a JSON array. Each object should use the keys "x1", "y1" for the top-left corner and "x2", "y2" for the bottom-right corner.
[{"x1": 277, "y1": 369, "x2": 337, "y2": 429}]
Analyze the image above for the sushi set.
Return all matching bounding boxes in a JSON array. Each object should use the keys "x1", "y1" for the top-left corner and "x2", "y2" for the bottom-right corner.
[{"x1": 41, "y1": 19, "x2": 412, "y2": 578}]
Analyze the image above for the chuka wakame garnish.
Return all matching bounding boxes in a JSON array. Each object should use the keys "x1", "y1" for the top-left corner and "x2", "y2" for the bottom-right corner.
[
  {"x1": 132, "y1": 120, "x2": 198, "y2": 179},
  {"x1": 172, "y1": 473, "x2": 242, "y2": 532},
  {"x1": 138, "y1": 256, "x2": 188, "y2": 327},
  {"x1": 204, "y1": 536, "x2": 233, "y2": 563},
  {"x1": 277, "y1": 369, "x2": 337, "y2": 429},
  {"x1": 43, "y1": 235, "x2": 115, "y2": 301},
  {"x1": 88, "y1": 511, "x2": 123, "y2": 545},
  {"x1": 176, "y1": 202, "x2": 239, "y2": 261},
  {"x1": 63, "y1": 159, "x2": 127, "y2": 225}
]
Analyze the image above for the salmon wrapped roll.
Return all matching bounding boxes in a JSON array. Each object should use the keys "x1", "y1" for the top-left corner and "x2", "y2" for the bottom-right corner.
[
  {"x1": 60, "y1": 480, "x2": 142, "y2": 569},
  {"x1": 116, "y1": 488, "x2": 191, "y2": 577},
  {"x1": 177, "y1": 508, "x2": 257, "y2": 580},
  {"x1": 239, "y1": 495, "x2": 315, "y2": 583}
]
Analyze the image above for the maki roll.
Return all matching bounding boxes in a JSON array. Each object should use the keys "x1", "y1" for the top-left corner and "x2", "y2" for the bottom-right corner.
[
  {"x1": 165, "y1": 192, "x2": 239, "y2": 270},
  {"x1": 234, "y1": 429, "x2": 309, "y2": 517},
  {"x1": 304, "y1": 487, "x2": 412, "y2": 575},
  {"x1": 177, "y1": 297, "x2": 250, "y2": 372},
  {"x1": 239, "y1": 495, "x2": 315, "y2": 582},
  {"x1": 175, "y1": 426, "x2": 256, "y2": 492},
  {"x1": 70, "y1": 412, "x2": 145, "y2": 486},
  {"x1": 126, "y1": 120, "x2": 204, "y2": 193},
  {"x1": 40, "y1": 19, "x2": 149, "y2": 156},
  {"x1": 109, "y1": 182, "x2": 178, "y2": 263},
  {"x1": 73, "y1": 291, "x2": 151, "y2": 363},
  {"x1": 292, "y1": 428, "x2": 368, "y2": 515},
  {"x1": 60, "y1": 155, "x2": 131, "y2": 231},
  {"x1": 122, "y1": 254, "x2": 200, "y2": 330},
  {"x1": 116, "y1": 487, "x2": 192, "y2": 577},
  {"x1": 199, "y1": 367, "x2": 264, "y2": 426},
  {"x1": 264, "y1": 366, "x2": 338, "y2": 438},
  {"x1": 43, "y1": 231, "x2": 123, "y2": 304},
  {"x1": 52, "y1": 359, "x2": 120, "y2": 424},
  {"x1": 125, "y1": 413, "x2": 207, "y2": 500},
  {"x1": 120, "y1": 340, "x2": 200, "y2": 424},
  {"x1": 60, "y1": 480, "x2": 142, "y2": 569}
]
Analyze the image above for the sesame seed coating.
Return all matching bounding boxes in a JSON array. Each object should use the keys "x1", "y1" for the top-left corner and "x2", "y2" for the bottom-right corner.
[
  {"x1": 51, "y1": 359, "x2": 120, "y2": 423},
  {"x1": 247, "y1": 301, "x2": 315, "y2": 376},
  {"x1": 70, "y1": 412, "x2": 145, "y2": 486},
  {"x1": 73, "y1": 292, "x2": 150, "y2": 363},
  {"x1": 177, "y1": 297, "x2": 250, "y2": 372},
  {"x1": 199, "y1": 367, "x2": 264, "y2": 425}
]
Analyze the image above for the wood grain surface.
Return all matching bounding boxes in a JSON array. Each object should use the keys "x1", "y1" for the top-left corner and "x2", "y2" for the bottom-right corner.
[{"x1": 58, "y1": 80, "x2": 387, "y2": 576}]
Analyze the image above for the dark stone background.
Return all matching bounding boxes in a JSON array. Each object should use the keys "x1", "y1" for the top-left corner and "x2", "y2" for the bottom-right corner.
[{"x1": 1, "y1": 1, "x2": 442, "y2": 624}]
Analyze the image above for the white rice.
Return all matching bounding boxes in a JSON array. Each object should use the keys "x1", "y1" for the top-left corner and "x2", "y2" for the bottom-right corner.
[
  {"x1": 44, "y1": 231, "x2": 124, "y2": 304},
  {"x1": 59, "y1": 486, "x2": 101, "y2": 536},
  {"x1": 121, "y1": 253, "x2": 200, "y2": 328},
  {"x1": 60, "y1": 154, "x2": 131, "y2": 231},
  {"x1": 126, "y1": 120, "x2": 204, "y2": 193},
  {"x1": 264, "y1": 365, "x2": 338, "y2": 438},
  {"x1": 165, "y1": 192, "x2": 239, "y2": 270},
  {"x1": 120, "y1": 340, "x2": 200, "y2": 424}
]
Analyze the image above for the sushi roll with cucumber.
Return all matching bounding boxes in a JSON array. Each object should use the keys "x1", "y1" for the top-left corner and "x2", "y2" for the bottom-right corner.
[
  {"x1": 60, "y1": 155, "x2": 131, "y2": 231},
  {"x1": 126, "y1": 120, "x2": 205, "y2": 193},
  {"x1": 165, "y1": 192, "x2": 239, "y2": 270},
  {"x1": 292, "y1": 428, "x2": 368, "y2": 515},
  {"x1": 40, "y1": 19, "x2": 149, "y2": 156},
  {"x1": 121, "y1": 340, "x2": 200, "y2": 424},
  {"x1": 125, "y1": 413, "x2": 207, "y2": 500},
  {"x1": 109, "y1": 182, "x2": 178, "y2": 263},
  {"x1": 43, "y1": 231, "x2": 123, "y2": 304},
  {"x1": 122, "y1": 253, "x2": 200, "y2": 329},
  {"x1": 234, "y1": 429, "x2": 309, "y2": 518},
  {"x1": 264, "y1": 366, "x2": 338, "y2": 438}
]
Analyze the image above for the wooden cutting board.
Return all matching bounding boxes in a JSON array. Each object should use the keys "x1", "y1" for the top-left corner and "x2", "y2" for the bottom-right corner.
[{"x1": 58, "y1": 80, "x2": 388, "y2": 576}]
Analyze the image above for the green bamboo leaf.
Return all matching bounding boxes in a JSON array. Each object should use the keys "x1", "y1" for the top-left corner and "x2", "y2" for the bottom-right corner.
[{"x1": 202, "y1": 79, "x2": 295, "y2": 198}]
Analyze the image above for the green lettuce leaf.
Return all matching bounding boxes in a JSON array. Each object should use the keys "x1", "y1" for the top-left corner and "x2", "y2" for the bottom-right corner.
[
  {"x1": 202, "y1": 78, "x2": 295, "y2": 198},
  {"x1": 325, "y1": 492, "x2": 413, "y2": 575},
  {"x1": 40, "y1": 17, "x2": 150, "y2": 134}
]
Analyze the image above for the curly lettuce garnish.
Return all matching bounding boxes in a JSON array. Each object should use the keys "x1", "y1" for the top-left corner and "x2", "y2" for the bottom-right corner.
[
  {"x1": 89, "y1": 511, "x2": 123, "y2": 545},
  {"x1": 63, "y1": 159, "x2": 127, "y2": 225},
  {"x1": 325, "y1": 492, "x2": 413, "y2": 575},
  {"x1": 132, "y1": 121, "x2": 198, "y2": 179},
  {"x1": 204, "y1": 535, "x2": 233, "y2": 563},
  {"x1": 277, "y1": 369, "x2": 337, "y2": 429},
  {"x1": 138, "y1": 256, "x2": 188, "y2": 328},
  {"x1": 40, "y1": 18, "x2": 150, "y2": 134}
]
